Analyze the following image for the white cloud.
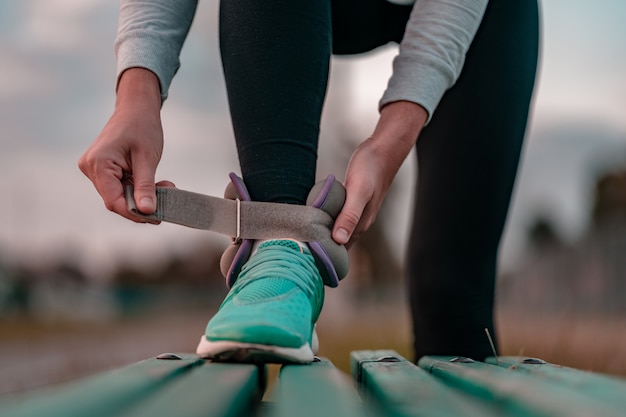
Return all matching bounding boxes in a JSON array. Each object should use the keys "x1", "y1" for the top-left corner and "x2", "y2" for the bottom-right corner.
[
  {"x1": 20, "y1": 0, "x2": 110, "y2": 51},
  {"x1": 0, "y1": 46, "x2": 56, "y2": 100},
  {"x1": 534, "y1": 0, "x2": 626, "y2": 133}
]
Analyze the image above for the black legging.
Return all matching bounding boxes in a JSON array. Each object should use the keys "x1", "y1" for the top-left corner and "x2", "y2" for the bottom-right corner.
[{"x1": 219, "y1": 0, "x2": 539, "y2": 361}]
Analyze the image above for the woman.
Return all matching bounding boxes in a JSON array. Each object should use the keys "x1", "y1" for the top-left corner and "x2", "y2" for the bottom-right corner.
[{"x1": 79, "y1": 0, "x2": 539, "y2": 363}]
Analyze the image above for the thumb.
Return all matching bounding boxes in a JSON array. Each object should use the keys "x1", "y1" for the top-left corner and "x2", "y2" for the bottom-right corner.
[
  {"x1": 130, "y1": 156, "x2": 158, "y2": 214},
  {"x1": 333, "y1": 190, "x2": 367, "y2": 245}
]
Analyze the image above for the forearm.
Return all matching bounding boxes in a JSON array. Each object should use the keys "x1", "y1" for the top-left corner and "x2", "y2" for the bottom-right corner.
[{"x1": 115, "y1": 0, "x2": 199, "y2": 102}]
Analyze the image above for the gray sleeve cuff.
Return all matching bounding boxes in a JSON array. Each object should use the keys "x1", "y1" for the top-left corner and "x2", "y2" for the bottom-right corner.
[
  {"x1": 114, "y1": 0, "x2": 198, "y2": 103},
  {"x1": 379, "y1": 0, "x2": 489, "y2": 123},
  {"x1": 379, "y1": 54, "x2": 452, "y2": 123},
  {"x1": 115, "y1": 30, "x2": 183, "y2": 102}
]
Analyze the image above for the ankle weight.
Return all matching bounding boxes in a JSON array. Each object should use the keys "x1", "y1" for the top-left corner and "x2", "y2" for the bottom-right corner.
[{"x1": 220, "y1": 173, "x2": 349, "y2": 288}]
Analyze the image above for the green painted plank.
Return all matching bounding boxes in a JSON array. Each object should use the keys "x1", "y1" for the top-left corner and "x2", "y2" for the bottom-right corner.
[
  {"x1": 485, "y1": 356, "x2": 626, "y2": 407},
  {"x1": 350, "y1": 350, "x2": 501, "y2": 417},
  {"x1": 0, "y1": 354, "x2": 264, "y2": 417},
  {"x1": 269, "y1": 358, "x2": 366, "y2": 417},
  {"x1": 121, "y1": 361, "x2": 264, "y2": 417},
  {"x1": 0, "y1": 353, "x2": 202, "y2": 417},
  {"x1": 419, "y1": 356, "x2": 624, "y2": 417}
]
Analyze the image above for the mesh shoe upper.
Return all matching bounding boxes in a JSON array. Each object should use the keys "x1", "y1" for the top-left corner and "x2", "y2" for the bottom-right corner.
[{"x1": 205, "y1": 239, "x2": 324, "y2": 349}]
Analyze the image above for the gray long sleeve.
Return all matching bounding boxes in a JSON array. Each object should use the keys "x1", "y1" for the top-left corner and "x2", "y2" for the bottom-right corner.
[
  {"x1": 380, "y1": 0, "x2": 488, "y2": 121},
  {"x1": 114, "y1": 0, "x2": 487, "y2": 118},
  {"x1": 115, "y1": 0, "x2": 198, "y2": 102}
]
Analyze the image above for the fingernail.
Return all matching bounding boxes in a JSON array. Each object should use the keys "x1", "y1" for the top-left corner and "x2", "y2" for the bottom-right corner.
[
  {"x1": 140, "y1": 197, "x2": 155, "y2": 210},
  {"x1": 335, "y1": 228, "x2": 349, "y2": 244}
]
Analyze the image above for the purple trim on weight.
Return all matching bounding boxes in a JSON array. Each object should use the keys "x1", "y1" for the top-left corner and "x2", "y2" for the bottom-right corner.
[
  {"x1": 309, "y1": 174, "x2": 340, "y2": 287},
  {"x1": 310, "y1": 174, "x2": 335, "y2": 209},
  {"x1": 308, "y1": 241, "x2": 339, "y2": 288},
  {"x1": 227, "y1": 239, "x2": 252, "y2": 288},
  {"x1": 229, "y1": 172, "x2": 252, "y2": 201}
]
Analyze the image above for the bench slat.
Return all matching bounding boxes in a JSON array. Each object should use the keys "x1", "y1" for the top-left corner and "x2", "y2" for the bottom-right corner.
[
  {"x1": 351, "y1": 350, "x2": 501, "y2": 417},
  {"x1": 0, "y1": 353, "x2": 202, "y2": 417},
  {"x1": 419, "y1": 355, "x2": 624, "y2": 417},
  {"x1": 269, "y1": 358, "x2": 365, "y2": 417},
  {"x1": 0, "y1": 354, "x2": 263, "y2": 417},
  {"x1": 485, "y1": 356, "x2": 626, "y2": 407},
  {"x1": 121, "y1": 361, "x2": 263, "y2": 417}
]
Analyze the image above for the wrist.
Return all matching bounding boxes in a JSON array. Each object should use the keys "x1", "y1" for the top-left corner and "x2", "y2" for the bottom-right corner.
[
  {"x1": 370, "y1": 100, "x2": 427, "y2": 155},
  {"x1": 377, "y1": 101, "x2": 427, "y2": 141},
  {"x1": 115, "y1": 68, "x2": 162, "y2": 114}
]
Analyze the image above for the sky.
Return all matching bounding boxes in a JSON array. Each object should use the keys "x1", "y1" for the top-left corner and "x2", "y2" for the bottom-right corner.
[{"x1": 1, "y1": 0, "x2": 625, "y2": 279}]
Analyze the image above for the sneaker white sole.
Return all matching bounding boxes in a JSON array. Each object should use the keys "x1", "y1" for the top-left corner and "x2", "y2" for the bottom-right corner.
[{"x1": 196, "y1": 337, "x2": 314, "y2": 364}]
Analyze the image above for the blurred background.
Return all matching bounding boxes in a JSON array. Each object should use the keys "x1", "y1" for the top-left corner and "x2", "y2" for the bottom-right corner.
[{"x1": 1, "y1": 0, "x2": 626, "y2": 396}]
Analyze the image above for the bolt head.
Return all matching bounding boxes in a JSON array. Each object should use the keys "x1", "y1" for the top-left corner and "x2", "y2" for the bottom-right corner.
[
  {"x1": 450, "y1": 357, "x2": 475, "y2": 363},
  {"x1": 522, "y1": 357, "x2": 547, "y2": 365},
  {"x1": 156, "y1": 353, "x2": 183, "y2": 360}
]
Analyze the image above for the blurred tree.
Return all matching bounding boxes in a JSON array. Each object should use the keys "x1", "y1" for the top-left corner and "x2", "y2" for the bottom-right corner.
[
  {"x1": 591, "y1": 169, "x2": 626, "y2": 229},
  {"x1": 527, "y1": 216, "x2": 561, "y2": 250}
]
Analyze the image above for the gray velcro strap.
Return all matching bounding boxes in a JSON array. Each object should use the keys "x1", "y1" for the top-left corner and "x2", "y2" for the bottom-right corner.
[{"x1": 124, "y1": 185, "x2": 334, "y2": 242}]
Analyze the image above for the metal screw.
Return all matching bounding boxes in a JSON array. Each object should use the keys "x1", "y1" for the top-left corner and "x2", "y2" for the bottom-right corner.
[
  {"x1": 356, "y1": 356, "x2": 401, "y2": 384},
  {"x1": 522, "y1": 358, "x2": 546, "y2": 365},
  {"x1": 376, "y1": 356, "x2": 401, "y2": 363},
  {"x1": 156, "y1": 353, "x2": 183, "y2": 360},
  {"x1": 450, "y1": 357, "x2": 474, "y2": 363}
]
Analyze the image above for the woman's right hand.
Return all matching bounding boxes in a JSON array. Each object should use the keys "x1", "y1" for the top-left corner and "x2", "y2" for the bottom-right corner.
[{"x1": 78, "y1": 68, "x2": 174, "y2": 223}]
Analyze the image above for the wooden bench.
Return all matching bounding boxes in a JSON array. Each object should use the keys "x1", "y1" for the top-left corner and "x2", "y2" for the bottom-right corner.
[{"x1": 2, "y1": 350, "x2": 625, "y2": 417}]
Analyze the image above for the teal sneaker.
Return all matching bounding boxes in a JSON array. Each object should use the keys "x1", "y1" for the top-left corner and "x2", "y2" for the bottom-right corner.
[{"x1": 196, "y1": 239, "x2": 324, "y2": 363}]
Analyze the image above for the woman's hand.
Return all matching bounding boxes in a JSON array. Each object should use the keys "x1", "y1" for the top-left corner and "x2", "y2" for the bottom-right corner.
[
  {"x1": 78, "y1": 68, "x2": 174, "y2": 223},
  {"x1": 332, "y1": 101, "x2": 428, "y2": 247}
]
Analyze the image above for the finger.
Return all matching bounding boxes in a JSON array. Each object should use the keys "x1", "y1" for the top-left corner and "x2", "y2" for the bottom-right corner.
[
  {"x1": 130, "y1": 153, "x2": 158, "y2": 214},
  {"x1": 97, "y1": 168, "x2": 126, "y2": 213},
  {"x1": 333, "y1": 186, "x2": 369, "y2": 245},
  {"x1": 156, "y1": 180, "x2": 176, "y2": 188},
  {"x1": 113, "y1": 197, "x2": 161, "y2": 224},
  {"x1": 95, "y1": 167, "x2": 159, "y2": 223},
  {"x1": 86, "y1": 158, "x2": 128, "y2": 216}
]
